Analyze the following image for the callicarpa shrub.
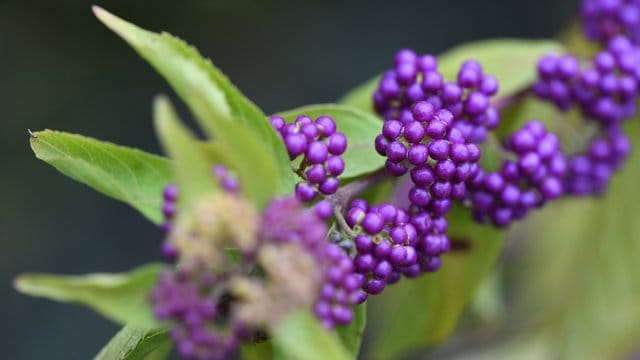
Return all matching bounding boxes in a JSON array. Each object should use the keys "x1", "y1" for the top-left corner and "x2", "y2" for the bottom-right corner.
[{"x1": 14, "y1": 1, "x2": 640, "y2": 359}]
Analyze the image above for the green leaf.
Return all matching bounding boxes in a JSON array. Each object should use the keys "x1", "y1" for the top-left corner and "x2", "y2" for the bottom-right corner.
[
  {"x1": 14, "y1": 263, "x2": 166, "y2": 329},
  {"x1": 241, "y1": 341, "x2": 274, "y2": 360},
  {"x1": 93, "y1": 6, "x2": 295, "y2": 198},
  {"x1": 506, "y1": 120, "x2": 640, "y2": 360},
  {"x1": 336, "y1": 304, "x2": 366, "y2": 357},
  {"x1": 272, "y1": 312, "x2": 351, "y2": 360},
  {"x1": 274, "y1": 104, "x2": 385, "y2": 179},
  {"x1": 448, "y1": 334, "x2": 554, "y2": 360},
  {"x1": 141, "y1": 342, "x2": 172, "y2": 360},
  {"x1": 340, "y1": 39, "x2": 564, "y2": 114},
  {"x1": 365, "y1": 205, "x2": 505, "y2": 360},
  {"x1": 29, "y1": 129, "x2": 172, "y2": 224},
  {"x1": 468, "y1": 270, "x2": 505, "y2": 326},
  {"x1": 153, "y1": 96, "x2": 218, "y2": 209},
  {"x1": 94, "y1": 325, "x2": 170, "y2": 360}
]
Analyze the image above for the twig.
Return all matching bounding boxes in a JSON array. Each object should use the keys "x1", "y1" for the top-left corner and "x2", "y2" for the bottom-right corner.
[
  {"x1": 333, "y1": 205, "x2": 357, "y2": 238},
  {"x1": 325, "y1": 169, "x2": 390, "y2": 239},
  {"x1": 491, "y1": 88, "x2": 530, "y2": 111},
  {"x1": 327, "y1": 169, "x2": 390, "y2": 208}
]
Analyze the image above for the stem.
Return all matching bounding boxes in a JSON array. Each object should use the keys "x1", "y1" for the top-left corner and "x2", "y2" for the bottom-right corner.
[
  {"x1": 325, "y1": 169, "x2": 390, "y2": 239},
  {"x1": 294, "y1": 159, "x2": 310, "y2": 179},
  {"x1": 327, "y1": 169, "x2": 390, "y2": 208},
  {"x1": 333, "y1": 205, "x2": 357, "y2": 238},
  {"x1": 491, "y1": 88, "x2": 530, "y2": 111}
]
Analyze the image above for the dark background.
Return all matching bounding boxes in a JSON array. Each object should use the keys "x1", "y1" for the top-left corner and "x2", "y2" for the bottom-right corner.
[{"x1": 1, "y1": 0, "x2": 578, "y2": 358}]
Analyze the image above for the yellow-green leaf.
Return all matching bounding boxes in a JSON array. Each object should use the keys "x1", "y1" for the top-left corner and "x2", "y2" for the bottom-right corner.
[
  {"x1": 272, "y1": 312, "x2": 352, "y2": 360},
  {"x1": 94, "y1": 326, "x2": 170, "y2": 360},
  {"x1": 30, "y1": 129, "x2": 172, "y2": 224},
  {"x1": 14, "y1": 263, "x2": 166, "y2": 329},
  {"x1": 93, "y1": 6, "x2": 295, "y2": 197},
  {"x1": 336, "y1": 304, "x2": 366, "y2": 357}
]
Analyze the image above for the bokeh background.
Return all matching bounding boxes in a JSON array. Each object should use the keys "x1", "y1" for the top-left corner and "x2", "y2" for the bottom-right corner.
[{"x1": 1, "y1": 0, "x2": 582, "y2": 358}]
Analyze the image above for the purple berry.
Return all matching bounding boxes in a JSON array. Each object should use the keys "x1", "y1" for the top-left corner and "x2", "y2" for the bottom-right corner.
[
  {"x1": 328, "y1": 133, "x2": 347, "y2": 155},
  {"x1": 163, "y1": 184, "x2": 179, "y2": 202},
  {"x1": 319, "y1": 177, "x2": 340, "y2": 195},
  {"x1": 362, "y1": 212, "x2": 385, "y2": 234},
  {"x1": 326, "y1": 156, "x2": 345, "y2": 176},
  {"x1": 295, "y1": 182, "x2": 317, "y2": 202},
  {"x1": 285, "y1": 133, "x2": 308, "y2": 158},
  {"x1": 315, "y1": 115, "x2": 336, "y2": 136}
]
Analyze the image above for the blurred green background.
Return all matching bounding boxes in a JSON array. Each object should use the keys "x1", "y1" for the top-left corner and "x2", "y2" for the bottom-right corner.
[{"x1": 1, "y1": 0, "x2": 584, "y2": 358}]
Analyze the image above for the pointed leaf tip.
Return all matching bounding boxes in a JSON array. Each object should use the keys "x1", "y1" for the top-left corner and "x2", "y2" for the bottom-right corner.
[
  {"x1": 152, "y1": 95, "x2": 171, "y2": 118},
  {"x1": 92, "y1": 10, "x2": 293, "y2": 201},
  {"x1": 91, "y1": 5, "x2": 103, "y2": 16},
  {"x1": 92, "y1": 5, "x2": 112, "y2": 23},
  {"x1": 92, "y1": 6, "x2": 141, "y2": 40},
  {"x1": 13, "y1": 275, "x2": 27, "y2": 293}
]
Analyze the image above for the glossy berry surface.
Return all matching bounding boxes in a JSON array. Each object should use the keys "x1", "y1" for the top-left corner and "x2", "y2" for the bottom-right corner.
[{"x1": 270, "y1": 115, "x2": 347, "y2": 202}]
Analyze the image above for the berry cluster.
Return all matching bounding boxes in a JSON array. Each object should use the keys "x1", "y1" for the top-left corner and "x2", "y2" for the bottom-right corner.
[
  {"x1": 565, "y1": 127, "x2": 631, "y2": 195},
  {"x1": 370, "y1": 52, "x2": 507, "y2": 269},
  {"x1": 150, "y1": 264, "x2": 247, "y2": 360},
  {"x1": 532, "y1": 54, "x2": 581, "y2": 110},
  {"x1": 581, "y1": 0, "x2": 640, "y2": 44},
  {"x1": 375, "y1": 102, "x2": 481, "y2": 186},
  {"x1": 314, "y1": 243, "x2": 363, "y2": 328},
  {"x1": 534, "y1": 36, "x2": 640, "y2": 125},
  {"x1": 153, "y1": 193, "x2": 364, "y2": 359},
  {"x1": 346, "y1": 200, "x2": 443, "y2": 296},
  {"x1": 373, "y1": 101, "x2": 481, "y2": 253},
  {"x1": 373, "y1": 50, "x2": 500, "y2": 143},
  {"x1": 534, "y1": 31, "x2": 639, "y2": 197},
  {"x1": 269, "y1": 115, "x2": 347, "y2": 202},
  {"x1": 466, "y1": 121, "x2": 567, "y2": 227},
  {"x1": 260, "y1": 197, "x2": 362, "y2": 329}
]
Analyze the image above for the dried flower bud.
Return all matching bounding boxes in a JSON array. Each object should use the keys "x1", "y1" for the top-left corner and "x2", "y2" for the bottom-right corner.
[
  {"x1": 231, "y1": 243, "x2": 322, "y2": 329},
  {"x1": 170, "y1": 192, "x2": 259, "y2": 269}
]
